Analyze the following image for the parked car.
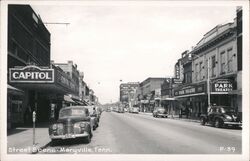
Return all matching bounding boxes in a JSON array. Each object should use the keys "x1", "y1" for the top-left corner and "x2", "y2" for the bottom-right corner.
[
  {"x1": 200, "y1": 106, "x2": 242, "y2": 128},
  {"x1": 85, "y1": 106, "x2": 99, "y2": 130},
  {"x1": 153, "y1": 107, "x2": 168, "y2": 118},
  {"x1": 118, "y1": 106, "x2": 124, "y2": 113},
  {"x1": 48, "y1": 106, "x2": 93, "y2": 144},
  {"x1": 106, "y1": 107, "x2": 111, "y2": 112},
  {"x1": 129, "y1": 107, "x2": 139, "y2": 114}
]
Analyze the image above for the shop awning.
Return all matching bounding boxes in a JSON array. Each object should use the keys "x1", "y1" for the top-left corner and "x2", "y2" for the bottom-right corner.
[
  {"x1": 162, "y1": 97, "x2": 175, "y2": 101},
  {"x1": 228, "y1": 90, "x2": 242, "y2": 95},
  {"x1": 64, "y1": 95, "x2": 75, "y2": 103},
  {"x1": 174, "y1": 92, "x2": 206, "y2": 98},
  {"x1": 7, "y1": 84, "x2": 24, "y2": 95}
]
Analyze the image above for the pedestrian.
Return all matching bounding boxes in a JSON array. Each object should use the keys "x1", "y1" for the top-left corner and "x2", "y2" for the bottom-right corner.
[
  {"x1": 93, "y1": 107, "x2": 97, "y2": 116},
  {"x1": 24, "y1": 105, "x2": 32, "y2": 125},
  {"x1": 185, "y1": 107, "x2": 189, "y2": 118}
]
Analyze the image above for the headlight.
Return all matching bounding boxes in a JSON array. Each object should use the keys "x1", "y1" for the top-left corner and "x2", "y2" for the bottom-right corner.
[
  {"x1": 74, "y1": 122, "x2": 86, "y2": 128},
  {"x1": 57, "y1": 123, "x2": 64, "y2": 129},
  {"x1": 225, "y1": 115, "x2": 232, "y2": 120},
  {"x1": 52, "y1": 123, "x2": 63, "y2": 130},
  {"x1": 52, "y1": 124, "x2": 57, "y2": 130}
]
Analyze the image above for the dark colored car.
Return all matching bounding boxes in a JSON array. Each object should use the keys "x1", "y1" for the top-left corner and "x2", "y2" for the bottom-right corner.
[
  {"x1": 200, "y1": 106, "x2": 242, "y2": 128},
  {"x1": 153, "y1": 107, "x2": 168, "y2": 118},
  {"x1": 85, "y1": 106, "x2": 99, "y2": 130},
  {"x1": 49, "y1": 106, "x2": 93, "y2": 144}
]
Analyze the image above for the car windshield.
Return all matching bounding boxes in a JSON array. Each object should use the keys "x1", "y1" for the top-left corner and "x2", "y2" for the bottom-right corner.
[
  {"x1": 59, "y1": 108, "x2": 86, "y2": 118},
  {"x1": 220, "y1": 107, "x2": 235, "y2": 113}
]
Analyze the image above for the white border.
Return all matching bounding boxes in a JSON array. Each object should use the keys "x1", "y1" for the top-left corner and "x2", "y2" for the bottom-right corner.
[{"x1": 1, "y1": 1, "x2": 249, "y2": 161}]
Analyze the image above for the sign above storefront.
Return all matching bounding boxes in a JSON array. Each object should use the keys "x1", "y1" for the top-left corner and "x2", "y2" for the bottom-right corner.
[
  {"x1": 174, "y1": 83, "x2": 205, "y2": 96},
  {"x1": 212, "y1": 79, "x2": 233, "y2": 93},
  {"x1": 9, "y1": 65, "x2": 54, "y2": 83}
]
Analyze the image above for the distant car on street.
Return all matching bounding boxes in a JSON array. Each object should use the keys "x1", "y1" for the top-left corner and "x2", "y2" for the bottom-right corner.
[
  {"x1": 200, "y1": 106, "x2": 242, "y2": 128},
  {"x1": 48, "y1": 106, "x2": 93, "y2": 144},
  {"x1": 118, "y1": 106, "x2": 125, "y2": 113},
  {"x1": 153, "y1": 107, "x2": 168, "y2": 118},
  {"x1": 129, "y1": 107, "x2": 139, "y2": 114},
  {"x1": 106, "y1": 107, "x2": 111, "y2": 112}
]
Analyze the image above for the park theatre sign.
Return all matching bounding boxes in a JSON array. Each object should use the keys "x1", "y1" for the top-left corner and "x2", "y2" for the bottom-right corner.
[
  {"x1": 212, "y1": 79, "x2": 233, "y2": 92},
  {"x1": 9, "y1": 65, "x2": 54, "y2": 83}
]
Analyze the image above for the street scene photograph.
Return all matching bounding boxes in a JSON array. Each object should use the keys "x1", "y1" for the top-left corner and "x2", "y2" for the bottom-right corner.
[{"x1": 1, "y1": 0, "x2": 249, "y2": 161}]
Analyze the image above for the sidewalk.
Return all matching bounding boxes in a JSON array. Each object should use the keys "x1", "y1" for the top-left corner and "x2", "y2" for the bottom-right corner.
[
  {"x1": 139, "y1": 112, "x2": 200, "y2": 123},
  {"x1": 7, "y1": 122, "x2": 51, "y2": 154}
]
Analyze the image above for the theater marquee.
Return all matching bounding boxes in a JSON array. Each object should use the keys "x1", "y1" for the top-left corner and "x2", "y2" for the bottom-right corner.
[{"x1": 9, "y1": 65, "x2": 54, "y2": 83}]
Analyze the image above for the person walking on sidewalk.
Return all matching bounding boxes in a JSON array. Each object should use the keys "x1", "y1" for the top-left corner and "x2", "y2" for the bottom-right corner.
[{"x1": 24, "y1": 105, "x2": 32, "y2": 125}]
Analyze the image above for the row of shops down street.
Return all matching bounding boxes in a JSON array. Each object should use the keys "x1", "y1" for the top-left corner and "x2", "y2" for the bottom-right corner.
[
  {"x1": 120, "y1": 7, "x2": 242, "y2": 121},
  {"x1": 7, "y1": 5, "x2": 98, "y2": 129}
]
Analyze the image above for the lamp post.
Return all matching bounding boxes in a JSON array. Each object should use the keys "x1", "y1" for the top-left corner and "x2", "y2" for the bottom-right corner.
[{"x1": 188, "y1": 54, "x2": 211, "y2": 109}]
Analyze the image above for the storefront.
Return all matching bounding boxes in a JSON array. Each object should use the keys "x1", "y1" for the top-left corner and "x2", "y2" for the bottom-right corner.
[
  {"x1": 173, "y1": 77, "x2": 238, "y2": 119},
  {"x1": 210, "y1": 77, "x2": 239, "y2": 114},
  {"x1": 174, "y1": 82, "x2": 207, "y2": 119},
  {"x1": 8, "y1": 65, "x2": 79, "y2": 127}
]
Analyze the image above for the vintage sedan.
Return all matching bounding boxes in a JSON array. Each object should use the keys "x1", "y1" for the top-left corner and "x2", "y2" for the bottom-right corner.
[
  {"x1": 153, "y1": 107, "x2": 168, "y2": 118},
  {"x1": 49, "y1": 106, "x2": 93, "y2": 144},
  {"x1": 200, "y1": 106, "x2": 242, "y2": 128}
]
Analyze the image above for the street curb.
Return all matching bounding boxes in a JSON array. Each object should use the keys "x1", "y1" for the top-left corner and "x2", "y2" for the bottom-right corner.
[
  {"x1": 139, "y1": 112, "x2": 200, "y2": 123},
  {"x1": 31, "y1": 142, "x2": 51, "y2": 154}
]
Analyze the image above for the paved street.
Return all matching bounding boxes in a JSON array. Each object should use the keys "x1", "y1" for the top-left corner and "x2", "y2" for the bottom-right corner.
[{"x1": 38, "y1": 112, "x2": 241, "y2": 154}]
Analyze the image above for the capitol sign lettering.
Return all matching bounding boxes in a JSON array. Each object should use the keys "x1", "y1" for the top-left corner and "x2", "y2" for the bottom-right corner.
[{"x1": 9, "y1": 65, "x2": 54, "y2": 83}]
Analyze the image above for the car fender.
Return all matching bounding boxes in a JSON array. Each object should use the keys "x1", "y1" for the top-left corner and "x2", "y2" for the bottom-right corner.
[
  {"x1": 213, "y1": 116, "x2": 224, "y2": 122},
  {"x1": 200, "y1": 115, "x2": 208, "y2": 121}
]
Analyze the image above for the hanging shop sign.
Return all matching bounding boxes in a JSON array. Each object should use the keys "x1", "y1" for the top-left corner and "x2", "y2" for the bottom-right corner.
[
  {"x1": 175, "y1": 63, "x2": 180, "y2": 79},
  {"x1": 212, "y1": 79, "x2": 233, "y2": 92},
  {"x1": 9, "y1": 65, "x2": 54, "y2": 83},
  {"x1": 173, "y1": 78, "x2": 183, "y2": 84},
  {"x1": 174, "y1": 83, "x2": 205, "y2": 96}
]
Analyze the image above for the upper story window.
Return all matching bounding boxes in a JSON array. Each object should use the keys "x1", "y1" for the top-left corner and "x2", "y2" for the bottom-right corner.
[
  {"x1": 220, "y1": 51, "x2": 226, "y2": 74},
  {"x1": 211, "y1": 55, "x2": 216, "y2": 77},
  {"x1": 227, "y1": 48, "x2": 233, "y2": 72},
  {"x1": 199, "y1": 61, "x2": 203, "y2": 80},
  {"x1": 195, "y1": 63, "x2": 199, "y2": 81}
]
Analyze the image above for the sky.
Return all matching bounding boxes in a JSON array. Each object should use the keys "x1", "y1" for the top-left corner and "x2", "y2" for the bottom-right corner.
[{"x1": 31, "y1": 3, "x2": 237, "y2": 104}]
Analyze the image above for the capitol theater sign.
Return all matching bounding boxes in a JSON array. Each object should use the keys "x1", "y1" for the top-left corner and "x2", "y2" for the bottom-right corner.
[{"x1": 9, "y1": 65, "x2": 54, "y2": 83}]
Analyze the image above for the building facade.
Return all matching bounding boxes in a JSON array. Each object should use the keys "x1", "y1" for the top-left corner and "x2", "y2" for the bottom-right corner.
[
  {"x1": 120, "y1": 82, "x2": 140, "y2": 108},
  {"x1": 173, "y1": 18, "x2": 241, "y2": 119},
  {"x1": 7, "y1": 5, "x2": 83, "y2": 128},
  {"x1": 139, "y1": 78, "x2": 165, "y2": 112}
]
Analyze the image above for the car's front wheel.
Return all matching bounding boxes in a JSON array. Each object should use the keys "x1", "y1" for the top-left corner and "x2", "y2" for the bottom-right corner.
[
  {"x1": 215, "y1": 118, "x2": 223, "y2": 128},
  {"x1": 50, "y1": 139, "x2": 58, "y2": 146},
  {"x1": 200, "y1": 117, "x2": 206, "y2": 125},
  {"x1": 84, "y1": 132, "x2": 91, "y2": 143}
]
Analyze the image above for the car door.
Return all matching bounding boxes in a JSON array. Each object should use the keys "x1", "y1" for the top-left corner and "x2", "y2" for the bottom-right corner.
[{"x1": 208, "y1": 107, "x2": 216, "y2": 123}]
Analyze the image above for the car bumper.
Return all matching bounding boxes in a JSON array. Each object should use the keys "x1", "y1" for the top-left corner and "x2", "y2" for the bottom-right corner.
[
  {"x1": 50, "y1": 132, "x2": 89, "y2": 140},
  {"x1": 157, "y1": 114, "x2": 168, "y2": 117},
  {"x1": 224, "y1": 122, "x2": 242, "y2": 126}
]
